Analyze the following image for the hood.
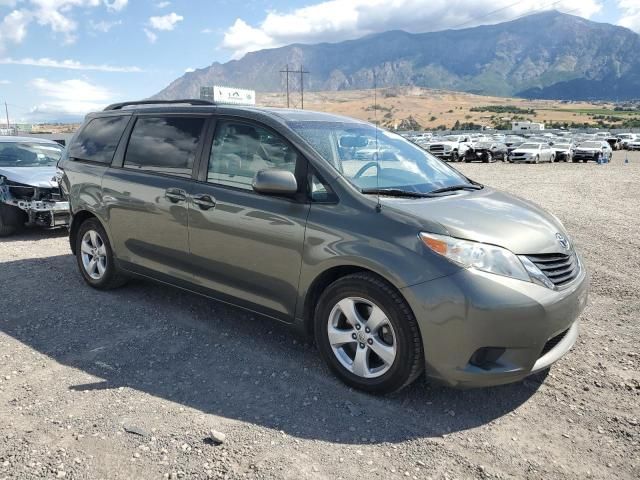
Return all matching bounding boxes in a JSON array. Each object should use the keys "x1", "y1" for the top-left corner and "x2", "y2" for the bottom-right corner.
[
  {"x1": 382, "y1": 188, "x2": 568, "y2": 255},
  {"x1": 0, "y1": 166, "x2": 59, "y2": 188},
  {"x1": 575, "y1": 147, "x2": 598, "y2": 152},
  {"x1": 512, "y1": 148, "x2": 538, "y2": 154}
]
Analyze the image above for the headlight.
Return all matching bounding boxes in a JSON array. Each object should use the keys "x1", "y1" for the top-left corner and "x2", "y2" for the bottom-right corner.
[{"x1": 419, "y1": 232, "x2": 530, "y2": 282}]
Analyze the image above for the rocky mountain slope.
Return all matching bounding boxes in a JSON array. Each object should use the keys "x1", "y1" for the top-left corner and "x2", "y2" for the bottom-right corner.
[{"x1": 155, "y1": 11, "x2": 640, "y2": 101}]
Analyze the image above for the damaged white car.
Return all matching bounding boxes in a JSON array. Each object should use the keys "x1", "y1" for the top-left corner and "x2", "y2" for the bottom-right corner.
[{"x1": 0, "y1": 136, "x2": 70, "y2": 237}]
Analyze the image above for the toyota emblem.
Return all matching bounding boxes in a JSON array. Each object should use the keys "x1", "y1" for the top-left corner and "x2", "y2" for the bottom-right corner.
[{"x1": 556, "y1": 233, "x2": 570, "y2": 250}]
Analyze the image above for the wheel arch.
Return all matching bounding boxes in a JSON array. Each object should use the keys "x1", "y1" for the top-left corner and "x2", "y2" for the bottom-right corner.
[
  {"x1": 69, "y1": 210, "x2": 110, "y2": 255},
  {"x1": 300, "y1": 265, "x2": 408, "y2": 337}
]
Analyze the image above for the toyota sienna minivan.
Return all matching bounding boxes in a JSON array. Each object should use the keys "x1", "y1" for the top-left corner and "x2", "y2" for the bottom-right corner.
[{"x1": 59, "y1": 100, "x2": 589, "y2": 394}]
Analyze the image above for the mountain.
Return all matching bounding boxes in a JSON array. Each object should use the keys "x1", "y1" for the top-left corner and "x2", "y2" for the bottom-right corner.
[{"x1": 154, "y1": 11, "x2": 640, "y2": 101}]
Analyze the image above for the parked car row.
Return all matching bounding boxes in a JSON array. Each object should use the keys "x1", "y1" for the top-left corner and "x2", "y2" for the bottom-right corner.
[{"x1": 405, "y1": 131, "x2": 620, "y2": 164}]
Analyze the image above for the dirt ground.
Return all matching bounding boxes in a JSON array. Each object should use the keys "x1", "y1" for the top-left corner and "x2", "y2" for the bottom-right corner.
[
  {"x1": 1, "y1": 151, "x2": 638, "y2": 480},
  {"x1": 259, "y1": 87, "x2": 627, "y2": 129}
]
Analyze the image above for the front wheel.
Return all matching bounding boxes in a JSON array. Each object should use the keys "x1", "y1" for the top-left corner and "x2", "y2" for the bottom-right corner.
[
  {"x1": 75, "y1": 218, "x2": 128, "y2": 289},
  {"x1": 451, "y1": 150, "x2": 459, "y2": 162},
  {"x1": 534, "y1": 155, "x2": 540, "y2": 164},
  {"x1": 314, "y1": 273, "x2": 424, "y2": 394},
  {"x1": 0, "y1": 204, "x2": 26, "y2": 237}
]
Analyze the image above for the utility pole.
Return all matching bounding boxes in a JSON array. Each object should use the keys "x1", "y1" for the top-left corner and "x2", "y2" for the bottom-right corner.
[
  {"x1": 279, "y1": 65, "x2": 309, "y2": 109},
  {"x1": 4, "y1": 102, "x2": 9, "y2": 129},
  {"x1": 280, "y1": 64, "x2": 290, "y2": 108}
]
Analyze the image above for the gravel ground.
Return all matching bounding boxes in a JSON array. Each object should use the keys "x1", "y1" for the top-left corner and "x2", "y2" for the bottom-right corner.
[{"x1": 1, "y1": 151, "x2": 638, "y2": 480}]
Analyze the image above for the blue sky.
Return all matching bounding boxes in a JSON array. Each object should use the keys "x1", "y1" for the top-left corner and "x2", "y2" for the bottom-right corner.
[{"x1": 0, "y1": 0, "x2": 637, "y2": 123}]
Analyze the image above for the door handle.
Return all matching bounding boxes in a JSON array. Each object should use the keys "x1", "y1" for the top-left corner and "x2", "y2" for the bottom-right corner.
[
  {"x1": 192, "y1": 193, "x2": 216, "y2": 210},
  {"x1": 165, "y1": 188, "x2": 187, "y2": 203}
]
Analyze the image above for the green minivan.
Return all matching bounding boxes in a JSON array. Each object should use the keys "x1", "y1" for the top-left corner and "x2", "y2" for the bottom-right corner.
[{"x1": 59, "y1": 100, "x2": 589, "y2": 394}]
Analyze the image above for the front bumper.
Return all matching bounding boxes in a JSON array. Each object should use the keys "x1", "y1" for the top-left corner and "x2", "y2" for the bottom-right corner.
[
  {"x1": 402, "y1": 258, "x2": 589, "y2": 388},
  {"x1": 8, "y1": 198, "x2": 70, "y2": 227},
  {"x1": 509, "y1": 155, "x2": 533, "y2": 163}
]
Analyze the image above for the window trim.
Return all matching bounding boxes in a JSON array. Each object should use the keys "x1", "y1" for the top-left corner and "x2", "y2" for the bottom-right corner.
[
  {"x1": 198, "y1": 116, "x2": 309, "y2": 199},
  {"x1": 68, "y1": 114, "x2": 132, "y2": 165},
  {"x1": 115, "y1": 113, "x2": 210, "y2": 180}
]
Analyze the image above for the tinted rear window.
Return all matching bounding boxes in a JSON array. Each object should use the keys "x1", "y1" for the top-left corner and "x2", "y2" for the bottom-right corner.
[
  {"x1": 123, "y1": 116, "x2": 205, "y2": 178},
  {"x1": 69, "y1": 116, "x2": 129, "y2": 164}
]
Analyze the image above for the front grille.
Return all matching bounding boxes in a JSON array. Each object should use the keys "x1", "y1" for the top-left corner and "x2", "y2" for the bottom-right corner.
[
  {"x1": 526, "y1": 252, "x2": 579, "y2": 287},
  {"x1": 429, "y1": 144, "x2": 445, "y2": 154},
  {"x1": 540, "y1": 328, "x2": 569, "y2": 357}
]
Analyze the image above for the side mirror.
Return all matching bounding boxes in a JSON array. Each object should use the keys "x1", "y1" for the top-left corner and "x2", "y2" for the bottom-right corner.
[{"x1": 252, "y1": 169, "x2": 298, "y2": 196}]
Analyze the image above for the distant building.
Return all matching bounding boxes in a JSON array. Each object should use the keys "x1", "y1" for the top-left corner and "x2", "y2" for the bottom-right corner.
[{"x1": 512, "y1": 121, "x2": 545, "y2": 131}]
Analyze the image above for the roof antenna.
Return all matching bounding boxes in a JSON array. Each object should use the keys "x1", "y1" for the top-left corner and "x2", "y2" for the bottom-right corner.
[{"x1": 373, "y1": 71, "x2": 382, "y2": 213}]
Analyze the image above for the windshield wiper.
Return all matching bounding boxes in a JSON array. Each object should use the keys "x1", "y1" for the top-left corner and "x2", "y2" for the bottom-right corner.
[
  {"x1": 428, "y1": 184, "x2": 484, "y2": 194},
  {"x1": 360, "y1": 188, "x2": 434, "y2": 198}
]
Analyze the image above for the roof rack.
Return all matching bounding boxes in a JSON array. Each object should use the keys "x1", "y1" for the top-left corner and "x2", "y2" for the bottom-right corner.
[{"x1": 103, "y1": 99, "x2": 216, "y2": 111}]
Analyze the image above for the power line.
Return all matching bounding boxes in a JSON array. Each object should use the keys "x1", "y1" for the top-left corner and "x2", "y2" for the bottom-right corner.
[{"x1": 450, "y1": 0, "x2": 563, "y2": 30}]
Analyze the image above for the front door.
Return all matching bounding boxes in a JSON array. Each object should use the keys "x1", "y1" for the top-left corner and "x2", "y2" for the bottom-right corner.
[
  {"x1": 187, "y1": 119, "x2": 310, "y2": 320},
  {"x1": 103, "y1": 114, "x2": 207, "y2": 283}
]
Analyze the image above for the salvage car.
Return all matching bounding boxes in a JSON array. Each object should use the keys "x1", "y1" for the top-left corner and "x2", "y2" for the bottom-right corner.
[
  {"x1": 0, "y1": 136, "x2": 69, "y2": 236},
  {"x1": 508, "y1": 142, "x2": 555, "y2": 163},
  {"x1": 464, "y1": 141, "x2": 508, "y2": 162},
  {"x1": 553, "y1": 142, "x2": 574, "y2": 162},
  {"x1": 427, "y1": 135, "x2": 471, "y2": 162},
  {"x1": 626, "y1": 138, "x2": 640, "y2": 151},
  {"x1": 59, "y1": 100, "x2": 588, "y2": 394},
  {"x1": 573, "y1": 141, "x2": 612, "y2": 162}
]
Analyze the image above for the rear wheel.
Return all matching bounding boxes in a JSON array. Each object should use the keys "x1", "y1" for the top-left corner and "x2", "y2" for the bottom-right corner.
[
  {"x1": 75, "y1": 218, "x2": 128, "y2": 289},
  {"x1": 0, "y1": 204, "x2": 26, "y2": 237},
  {"x1": 314, "y1": 273, "x2": 424, "y2": 394}
]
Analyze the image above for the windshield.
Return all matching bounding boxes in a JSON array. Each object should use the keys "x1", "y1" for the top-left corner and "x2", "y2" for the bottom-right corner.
[
  {"x1": 288, "y1": 121, "x2": 471, "y2": 193},
  {"x1": 580, "y1": 142, "x2": 601, "y2": 148},
  {"x1": 0, "y1": 142, "x2": 63, "y2": 167},
  {"x1": 518, "y1": 143, "x2": 540, "y2": 149}
]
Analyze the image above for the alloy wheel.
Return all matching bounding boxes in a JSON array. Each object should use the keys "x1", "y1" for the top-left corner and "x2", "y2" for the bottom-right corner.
[
  {"x1": 81, "y1": 230, "x2": 107, "y2": 280},
  {"x1": 327, "y1": 297, "x2": 397, "y2": 378}
]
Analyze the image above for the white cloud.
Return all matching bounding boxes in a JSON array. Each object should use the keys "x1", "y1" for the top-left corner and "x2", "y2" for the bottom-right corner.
[
  {"x1": 184, "y1": 67, "x2": 195, "y2": 73},
  {"x1": 155, "y1": 1, "x2": 170, "y2": 8},
  {"x1": 89, "y1": 19, "x2": 122, "y2": 33},
  {"x1": 30, "y1": 77, "x2": 114, "y2": 116},
  {"x1": 148, "y1": 12, "x2": 183, "y2": 31},
  {"x1": 0, "y1": 79, "x2": 10, "y2": 84},
  {"x1": 617, "y1": 0, "x2": 640, "y2": 32},
  {"x1": 201, "y1": 27, "x2": 213, "y2": 34},
  {"x1": 143, "y1": 27, "x2": 157, "y2": 43},
  {"x1": 104, "y1": 0, "x2": 127, "y2": 11},
  {"x1": 0, "y1": 56, "x2": 142, "y2": 72},
  {"x1": 0, "y1": 0, "x2": 129, "y2": 50},
  {"x1": 222, "y1": 0, "x2": 603, "y2": 59},
  {"x1": 0, "y1": 9, "x2": 32, "y2": 52}
]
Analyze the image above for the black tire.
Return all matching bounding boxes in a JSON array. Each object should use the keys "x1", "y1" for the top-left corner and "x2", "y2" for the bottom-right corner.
[
  {"x1": 0, "y1": 204, "x2": 26, "y2": 237},
  {"x1": 75, "y1": 217, "x2": 128, "y2": 290},
  {"x1": 314, "y1": 273, "x2": 424, "y2": 394},
  {"x1": 451, "y1": 150, "x2": 459, "y2": 162}
]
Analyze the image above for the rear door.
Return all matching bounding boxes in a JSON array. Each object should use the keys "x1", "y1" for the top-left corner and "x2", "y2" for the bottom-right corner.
[
  {"x1": 187, "y1": 118, "x2": 310, "y2": 320},
  {"x1": 102, "y1": 114, "x2": 208, "y2": 283}
]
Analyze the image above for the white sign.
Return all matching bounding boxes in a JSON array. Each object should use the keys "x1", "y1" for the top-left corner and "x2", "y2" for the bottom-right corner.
[{"x1": 213, "y1": 86, "x2": 256, "y2": 105}]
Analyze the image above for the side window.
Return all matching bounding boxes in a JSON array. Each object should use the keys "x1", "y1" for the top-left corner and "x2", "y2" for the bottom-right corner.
[
  {"x1": 123, "y1": 116, "x2": 205, "y2": 178},
  {"x1": 68, "y1": 116, "x2": 129, "y2": 164},
  {"x1": 208, "y1": 121, "x2": 299, "y2": 190}
]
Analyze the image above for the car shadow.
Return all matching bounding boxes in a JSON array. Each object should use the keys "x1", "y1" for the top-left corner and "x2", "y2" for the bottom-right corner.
[
  {"x1": 0, "y1": 254, "x2": 544, "y2": 444},
  {"x1": 0, "y1": 226, "x2": 68, "y2": 243}
]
